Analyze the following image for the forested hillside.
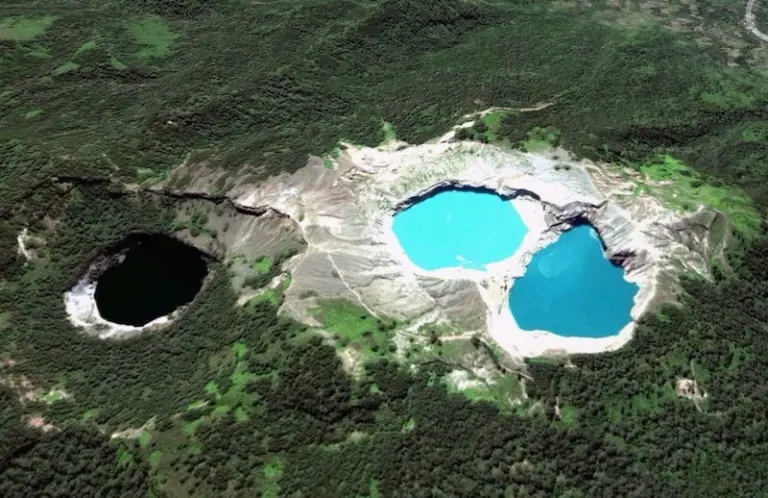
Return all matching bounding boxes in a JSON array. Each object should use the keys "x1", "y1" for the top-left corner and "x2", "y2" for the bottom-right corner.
[{"x1": 2, "y1": 0, "x2": 768, "y2": 496}]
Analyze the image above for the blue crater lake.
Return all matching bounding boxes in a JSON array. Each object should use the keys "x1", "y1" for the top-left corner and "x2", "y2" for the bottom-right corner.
[
  {"x1": 508, "y1": 225, "x2": 639, "y2": 338},
  {"x1": 392, "y1": 189, "x2": 528, "y2": 271}
]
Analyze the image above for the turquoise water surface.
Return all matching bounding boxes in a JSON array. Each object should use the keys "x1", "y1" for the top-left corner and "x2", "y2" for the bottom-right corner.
[
  {"x1": 508, "y1": 225, "x2": 638, "y2": 338},
  {"x1": 392, "y1": 189, "x2": 527, "y2": 271}
]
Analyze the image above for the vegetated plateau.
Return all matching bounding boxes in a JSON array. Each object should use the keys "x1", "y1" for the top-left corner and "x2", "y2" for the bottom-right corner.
[{"x1": 2, "y1": 1, "x2": 768, "y2": 497}]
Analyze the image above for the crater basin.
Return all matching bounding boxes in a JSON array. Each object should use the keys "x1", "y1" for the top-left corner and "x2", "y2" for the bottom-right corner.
[
  {"x1": 392, "y1": 188, "x2": 528, "y2": 271},
  {"x1": 94, "y1": 234, "x2": 208, "y2": 327},
  {"x1": 508, "y1": 224, "x2": 639, "y2": 338}
]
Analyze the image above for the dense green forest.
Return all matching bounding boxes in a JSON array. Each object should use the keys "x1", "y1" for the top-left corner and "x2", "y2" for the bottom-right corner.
[{"x1": 3, "y1": 0, "x2": 768, "y2": 496}]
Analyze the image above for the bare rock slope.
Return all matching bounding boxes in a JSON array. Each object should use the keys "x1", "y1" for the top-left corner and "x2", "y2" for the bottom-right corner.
[
  {"x1": 65, "y1": 133, "x2": 729, "y2": 356},
  {"x1": 209, "y1": 138, "x2": 726, "y2": 357}
]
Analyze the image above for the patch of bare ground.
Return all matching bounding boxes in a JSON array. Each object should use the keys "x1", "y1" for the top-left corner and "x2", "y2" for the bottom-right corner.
[
  {"x1": 338, "y1": 347, "x2": 363, "y2": 377},
  {"x1": 676, "y1": 377, "x2": 708, "y2": 410},
  {"x1": 676, "y1": 360, "x2": 709, "y2": 411},
  {"x1": 0, "y1": 359, "x2": 71, "y2": 428},
  {"x1": 111, "y1": 417, "x2": 156, "y2": 440},
  {"x1": 1, "y1": 361, "x2": 59, "y2": 432},
  {"x1": 554, "y1": 396, "x2": 563, "y2": 420},
  {"x1": 25, "y1": 414, "x2": 56, "y2": 432},
  {"x1": 0, "y1": 372, "x2": 43, "y2": 404},
  {"x1": 16, "y1": 228, "x2": 47, "y2": 262}
]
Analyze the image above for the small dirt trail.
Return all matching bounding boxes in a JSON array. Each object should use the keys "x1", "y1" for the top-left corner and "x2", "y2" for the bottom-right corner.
[
  {"x1": 325, "y1": 250, "x2": 381, "y2": 319},
  {"x1": 745, "y1": 0, "x2": 768, "y2": 43},
  {"x1": 439, "y1": 332, "x2": 479, "y2": 342}
]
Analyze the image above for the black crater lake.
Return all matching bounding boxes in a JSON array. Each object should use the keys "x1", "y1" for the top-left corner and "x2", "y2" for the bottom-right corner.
[{"x1": 94, "y1": 234, "x2": 208, "y2": 327}]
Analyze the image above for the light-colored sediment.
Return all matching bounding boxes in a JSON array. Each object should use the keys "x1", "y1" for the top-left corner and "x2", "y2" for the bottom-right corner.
[
  {"x1": 213, "y1": 136, "x2": 723, "y2": 358},
  {"x1": 63, "y1": 204, "x2": 305, "y2": 338},
  {"x1": 65, "y1": 281, "x2": 172, "y2": 339},
  {"x1": 17, "y1": 227, "x2": 46, "y2": 262},
  {"x1": 63, "y1": 129, "x2": 726, "y2": 357},
  {"x1": 17, "y1": 228, "x2": 33, "y2": 261}
]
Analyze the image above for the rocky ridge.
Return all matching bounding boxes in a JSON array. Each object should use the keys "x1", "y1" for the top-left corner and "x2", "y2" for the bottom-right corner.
[
  {"x1": 217, "y1": 138, "x2": 722, "y2": 357},
  {"x1": 64, "y1": 133, "x2": 727, "y2": 357}
]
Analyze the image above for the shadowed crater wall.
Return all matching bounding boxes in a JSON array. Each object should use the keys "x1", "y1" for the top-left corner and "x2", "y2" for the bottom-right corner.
[{"x1": 94, "y1": 234, "x2": 209, "y2": 326}]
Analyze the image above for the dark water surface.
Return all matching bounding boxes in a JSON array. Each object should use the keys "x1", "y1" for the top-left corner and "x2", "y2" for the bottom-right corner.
[{"x1": 94, "y1": 235, "x2": 208, "y2": 326}]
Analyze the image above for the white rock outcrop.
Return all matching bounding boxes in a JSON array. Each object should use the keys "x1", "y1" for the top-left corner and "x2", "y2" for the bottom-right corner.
[
  {"x1": 65, "y1": 281, "x2": 173, "y2": 339},
  {"x1": 221, "y1": 138, "x2": 722, "y2": 357},
  {"x1": 64, "y1": 133, "x2": 725, "y2": 354}
]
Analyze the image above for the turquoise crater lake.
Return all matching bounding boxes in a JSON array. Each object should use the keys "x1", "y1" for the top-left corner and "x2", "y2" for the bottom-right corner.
[
  {"x1": 392, "y1": 188, "x2": 528, "y2": 271},
  {"x1": 508, "y1": 225, "x2": 639, "y2": 338}
]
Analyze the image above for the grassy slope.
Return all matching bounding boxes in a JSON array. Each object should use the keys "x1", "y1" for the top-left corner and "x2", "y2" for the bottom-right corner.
[{"x1": 312, "y1": 299, "x2": 396, "y2": 364}]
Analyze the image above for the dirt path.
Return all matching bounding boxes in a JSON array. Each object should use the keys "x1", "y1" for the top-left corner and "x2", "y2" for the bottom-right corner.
[
  {"x1": 324, "y1": 250, "x2": 381, "y2": 319},
  {"x1": 439, "y1": 331, "x2": 478, "y2": 342},
  {"x1": 745, "y1": 0, "x2": 768, "y2": 43}
]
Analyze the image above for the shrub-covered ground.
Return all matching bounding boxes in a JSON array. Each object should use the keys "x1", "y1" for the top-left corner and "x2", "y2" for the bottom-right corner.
[{"x1": 3, "y1": 0, "x2": 768, "y2": 496}]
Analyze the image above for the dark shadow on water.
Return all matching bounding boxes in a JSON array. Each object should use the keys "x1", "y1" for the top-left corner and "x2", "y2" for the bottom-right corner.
[
  {"x1": 94, "y1": 234, "x2": 209, "y2": 326},
  {"x1": 567, "y1": 216, "x2": 601, "y2": 240},
  {"x1": 559, "y1": 216, "x2": 635, "y2": 268},
  {"x1": 393, "y1": 182, "x2": 541, "y2": 213}
]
